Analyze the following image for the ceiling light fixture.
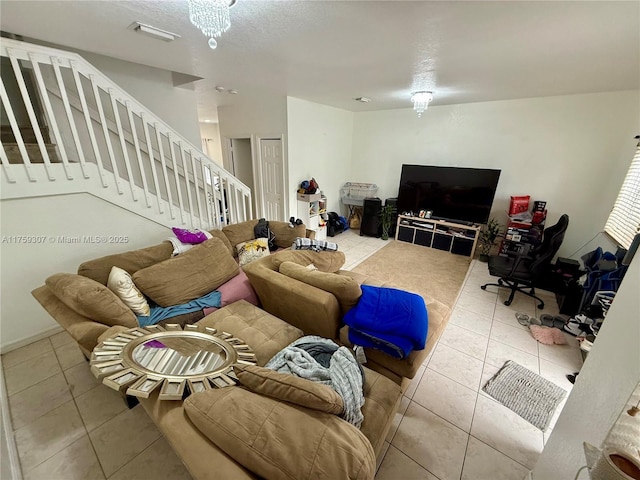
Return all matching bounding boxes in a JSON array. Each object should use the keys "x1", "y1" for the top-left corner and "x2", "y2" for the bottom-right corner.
[
  {"x1": 188, "y1": 0, "x2": 237, "y2": 49},
  {"x1": 411, "y1": 91, "x2": 434, "y2": 118},
  {"x1": 130, "y1": 22, "x2": 180, "y2": 42}
]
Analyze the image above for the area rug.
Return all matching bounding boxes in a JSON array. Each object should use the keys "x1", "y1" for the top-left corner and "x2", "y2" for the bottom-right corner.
[
  {"x1": 349, "y1": 240, "x2": 471, "y2": 309},
  {"x1": 483, "y1": 360, "x2": 566, "y2": 431}
]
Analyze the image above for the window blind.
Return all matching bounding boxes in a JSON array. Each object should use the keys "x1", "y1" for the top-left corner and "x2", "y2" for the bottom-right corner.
[{"x1": 604, "y1": 140, "x2": 640, "y2": 249}]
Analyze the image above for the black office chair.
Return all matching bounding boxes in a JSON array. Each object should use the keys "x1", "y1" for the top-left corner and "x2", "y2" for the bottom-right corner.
[{"x1": 481, "y1": 214, "x2": 569, "y2": 309}]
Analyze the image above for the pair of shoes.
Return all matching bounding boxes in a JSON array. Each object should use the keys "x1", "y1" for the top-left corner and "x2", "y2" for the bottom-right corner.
[
  {"x1": 540, "y1": 314, "x2": 566, "y2": 329},
  {"x1": 515, "y1": 312, "x2": 541, "y2": 326},
  {"x1": 288, "y1": 217, "x2": 303, "y2": 228},
  {"x1": 563, "y1": 320, "x2": 582, "y2": 336}
]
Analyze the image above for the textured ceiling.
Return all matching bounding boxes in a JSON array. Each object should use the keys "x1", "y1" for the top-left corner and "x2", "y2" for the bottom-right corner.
[{"x1": 1, "y1": 1, "x2": 638, "y2": 122}]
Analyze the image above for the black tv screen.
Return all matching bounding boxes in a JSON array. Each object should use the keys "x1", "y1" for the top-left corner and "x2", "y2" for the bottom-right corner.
[{"x1": 397, "y1": 165, "x2": 501, "y2": 225}]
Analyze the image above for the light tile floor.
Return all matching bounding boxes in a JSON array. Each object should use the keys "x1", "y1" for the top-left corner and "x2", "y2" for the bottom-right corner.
[{"x1": 1, "y1": 229, "x2": 583, "y2": 480}]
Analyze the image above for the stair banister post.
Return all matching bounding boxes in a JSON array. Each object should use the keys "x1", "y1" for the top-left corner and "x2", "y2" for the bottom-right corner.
[
  {"x1": 6, "y1": 48, "x2": 55, "y2": 181},
  {"x1": 108, "y1": 88, "x2": 138, "y2": 202},
  {"x1": 125, "y1": 101, "x2": 152, "y2": 208},
  {"x1": 89, "y1": 75, "x2": 123, "y2": 194},
  {"x1": 141, "y1": 114, "x2": 164, "y2": 215},
  {"x1": 154, "y1": 124, "x2": 175, "y2": 220},
  {"x1": 70, "y1": 61, "x2": 109, "y2": 188},
  {"x1": 0, "y1": 81, "x2": 37, "y2": 182},
  {"x1": 28, "y1": 53, "x2": 74, "y2": 181},
  {"x1": 167, "y1": 132, "x2": 186, "y2": 225},
  {"x1": 50, "y1": 55, "x2": 90, "y2": 180}
]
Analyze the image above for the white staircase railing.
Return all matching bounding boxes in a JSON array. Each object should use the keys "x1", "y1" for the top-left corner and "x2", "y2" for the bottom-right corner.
[{"x1": 0, "y1": 38, "x2": 252, "y2": 230}]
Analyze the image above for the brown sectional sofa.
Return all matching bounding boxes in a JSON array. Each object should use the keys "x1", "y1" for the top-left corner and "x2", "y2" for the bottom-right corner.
[
  {"x1": 32, "y1": 220, "x2": 309, "y2": 358},
  {"x1": 31, "y1": 219, "x2": 404, "y2": 479}
]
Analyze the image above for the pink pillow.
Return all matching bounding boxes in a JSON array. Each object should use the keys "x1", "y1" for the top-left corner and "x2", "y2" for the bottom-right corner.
[
  {"x1": 203, "y1": 270, "x2": 259, "y2": 316},
  {"x1": 172, "y1": 227, "x2": 210, "y2": 244}
]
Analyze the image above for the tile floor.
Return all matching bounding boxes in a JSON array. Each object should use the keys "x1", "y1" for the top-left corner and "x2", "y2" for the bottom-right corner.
[{"x1": 1, "y1": 229, "x2": 583, "y2": 480}]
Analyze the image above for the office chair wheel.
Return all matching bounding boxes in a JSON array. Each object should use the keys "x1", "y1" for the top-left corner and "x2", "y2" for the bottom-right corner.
[
  {"x1": 497, "y1": 279, "x2": 504, "y2": 286},
  {"x1": 537, "y1": 302, "x2": 545, "y2": 309},
  {"x1": 480, "y1": 285, "x2": 487, "y2": 290},
  {"x1": 503, "y1": 300, "x2": 512, "y2": 306}
]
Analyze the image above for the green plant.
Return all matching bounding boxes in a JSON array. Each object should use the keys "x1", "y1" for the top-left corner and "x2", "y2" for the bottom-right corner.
[
  {"x1": 379, "y1": 204, "x2": 397, "y2": 240},
  {"x1": 479, "y1": 218, "x2": 501, "y2": 258}
]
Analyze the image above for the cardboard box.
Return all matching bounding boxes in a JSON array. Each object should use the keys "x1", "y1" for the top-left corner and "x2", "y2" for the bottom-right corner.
[
  {"x1": 297, "y1": 193, "x2": 321, "y2": 202},
  {"x1": 509, "y1": 196, "x2": 530, "y2": 215}
]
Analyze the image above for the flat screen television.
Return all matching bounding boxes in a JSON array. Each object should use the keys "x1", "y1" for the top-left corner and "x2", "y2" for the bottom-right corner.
[{"x1": 397, "y1": 165, "x2": 501, "y2": 225}]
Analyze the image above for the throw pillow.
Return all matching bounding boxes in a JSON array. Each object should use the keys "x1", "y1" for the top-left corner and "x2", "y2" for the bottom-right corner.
[
  {"x1": 237, "y1": 238, "x2": 270, "y2": 267},
  {"x1": 235, "y1": 364, "x2": 344, "y2": 414},
  {"x1": 279, "y1": 261, "x2": 362, "y2": 314},
  {"x1": 132, "y1": 238, "x2": 239, "y2": 307},
  {"x1": 171, "y1": 227, "x2": 212, "y2": 244},
  {"x1": 45, "y1": 273, "x2": 138, "y2": 328},
  {"x1": 106, "y1": 266, "x2": 151, "y2": 316},
  {"x1": 184, "y1": 387, "x2": 375, "y2": 480},
  {"x1": 271, "y1": 250, "x2": 345, "y2": 273}
]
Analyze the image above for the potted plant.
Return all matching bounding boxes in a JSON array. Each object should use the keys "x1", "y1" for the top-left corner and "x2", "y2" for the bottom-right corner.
[
  {"x1": 379, "y1": 204, "x2": 397, "y2": 240},
  {"x1": 478, "y1": 218, "x2": 501, "y2": 261}
]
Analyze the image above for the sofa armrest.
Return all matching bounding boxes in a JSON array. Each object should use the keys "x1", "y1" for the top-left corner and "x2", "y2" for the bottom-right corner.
[
  {"x1": 243, "y1": 261, "x2": 342, "y2": 339},
  {"x1": 32, "y1": 285, "x2": 109, "y2": 355}
]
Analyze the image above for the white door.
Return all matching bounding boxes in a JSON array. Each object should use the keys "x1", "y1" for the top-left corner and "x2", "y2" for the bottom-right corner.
[{"x1": 260, "y1": 139, "x2": 285, "y2": 221}]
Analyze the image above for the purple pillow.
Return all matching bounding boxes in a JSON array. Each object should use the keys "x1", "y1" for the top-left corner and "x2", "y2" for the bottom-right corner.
[{"x1": 172, "y1": 227, "x2": 210, "y2": 244}]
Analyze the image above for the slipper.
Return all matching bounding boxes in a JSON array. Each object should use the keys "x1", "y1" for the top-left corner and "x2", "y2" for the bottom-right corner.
[
  {"x1": 515, "y1": 312, "x2": 531, "y2": 326},
  {"x1": 540, "y1": 314, "x2": 554, "y2": 327},
  {"x1": 529, "y1": 316, "x2": 542, "y2": 326},
  {"x1": 552, "y1": 315, "x2": 567, "y2": 329}
]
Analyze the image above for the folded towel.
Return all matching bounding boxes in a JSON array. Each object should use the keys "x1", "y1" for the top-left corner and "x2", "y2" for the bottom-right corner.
[
  {"x1": 344, "y1": 285, "x2": 428, "y2": 359},
  {"x1": 292, "y1": 237, "x2": 338, "y2": 252}
]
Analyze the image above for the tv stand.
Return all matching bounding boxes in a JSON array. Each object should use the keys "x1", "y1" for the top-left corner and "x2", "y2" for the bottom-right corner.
[{"x1": 395, "y1": 215, "x2": 480, "y2": 257}]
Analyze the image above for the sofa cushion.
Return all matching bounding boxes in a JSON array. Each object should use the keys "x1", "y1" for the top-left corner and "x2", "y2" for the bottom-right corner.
[
  {"x1": 207, "y1": 229, "x2": 234, "y2": 256},
  {"x1": 45, "y1": 273, "x2": 138, "y2": 328},
  {"x1": 223, "y1": 220, "x2": 259, "y2": 256},
  {"x1": 269, "y1": 221, "x2": 307, "y2": 249},
  {"x1": 106, "y1": 266, "x2": 150, "y2": 316},
  {"x1": 235, "y1": 364, "x2": 344, "y2": 414},
  {"x1": 184, "y1": 387, "x2": 375, "y2": 480},
  {"x1": 78, "y1": 242, "x2": 174, "y2": 285},
  {"x1": 133, "y1": 238, "x2": 239, "y2": 307},
  {"x1": 271, "y1": 250, "x2": 345, "y2": 273},
  {"x1": 237, "y1": 238, "x2": 270, "y2": 267},
  {"x1": 279, "y1": 261, "x2": 361, "y2": 314}
]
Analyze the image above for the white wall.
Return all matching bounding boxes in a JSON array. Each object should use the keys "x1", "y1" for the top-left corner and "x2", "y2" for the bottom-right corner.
[
  {"x1": 532, "y1": 253, "x2": 640, "y2": 479},
  {"x1": 351, "y1": 91, "x2": 640, "y2": 257},
  {"x1": 0, "y1": 194, "x2": 170, "y2": 351},
  {"x1": 286, "y1": 97, "x2": 355, "y2": 216},
  {"x1": 80, "y1": 51, "x2": 202, "y2": 147},
  {"x1": 218, "y1": 97, "x2": 287, "y2": 139},
  {"x1": 199, "y1": 122, "x2": 224, "y2": 167}
]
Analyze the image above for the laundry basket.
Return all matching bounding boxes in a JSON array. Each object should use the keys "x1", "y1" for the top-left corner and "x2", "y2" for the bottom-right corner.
[
  {"x1": 340, "y1": 183, "x2": 378, "y2": 227},
  {"x1": 340, "y1": 182, "x2": 378, "y2": 207}
]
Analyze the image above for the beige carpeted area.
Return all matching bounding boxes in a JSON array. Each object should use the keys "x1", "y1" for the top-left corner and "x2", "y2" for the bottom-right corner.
[{"x1": 350, "y1": 240, "x2": 471, "y2": 309}]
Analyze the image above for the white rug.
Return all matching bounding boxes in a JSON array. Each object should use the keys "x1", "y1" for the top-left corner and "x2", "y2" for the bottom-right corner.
[{"x1": 483, "y1": 360, "x2": 566, "y2": 431}]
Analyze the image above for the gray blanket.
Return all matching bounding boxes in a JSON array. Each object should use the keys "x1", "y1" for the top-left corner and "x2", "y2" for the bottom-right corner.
[{"x1": 265, "y1": 336, "x2": 365, "y2": 428}]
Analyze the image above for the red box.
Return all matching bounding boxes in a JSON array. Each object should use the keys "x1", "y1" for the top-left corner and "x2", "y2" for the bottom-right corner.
[{"x1": 509, "y1": 196, "x2": 530, "y2": 215}]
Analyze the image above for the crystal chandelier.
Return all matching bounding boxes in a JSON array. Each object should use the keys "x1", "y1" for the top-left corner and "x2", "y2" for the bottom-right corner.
[
  {"x1": 411, "y1": 91, "x2": 434, "y2": 117},
  {"x1": 188, "y1": 0, "x2": 236, "y2": 49}
]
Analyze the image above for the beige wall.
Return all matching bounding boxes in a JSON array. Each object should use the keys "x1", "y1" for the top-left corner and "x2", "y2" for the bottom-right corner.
[{"x1": 350, "y1": 90, "x2": 640, "y2": 258}]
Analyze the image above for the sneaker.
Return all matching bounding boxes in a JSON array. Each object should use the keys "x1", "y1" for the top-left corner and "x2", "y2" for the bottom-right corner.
[{"x1": 563, "y1": 320, "x2": 582, "y2": 336}]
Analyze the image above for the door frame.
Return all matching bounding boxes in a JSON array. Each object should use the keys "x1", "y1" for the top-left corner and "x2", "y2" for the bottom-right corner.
[{"x1": 223, "y1": 133, "x2": 288, "y2": 221}]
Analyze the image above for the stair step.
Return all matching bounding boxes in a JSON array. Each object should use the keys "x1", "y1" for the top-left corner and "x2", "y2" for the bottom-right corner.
[{"x1": 4, "y1": 143, "x2": 61, "y2": 164}]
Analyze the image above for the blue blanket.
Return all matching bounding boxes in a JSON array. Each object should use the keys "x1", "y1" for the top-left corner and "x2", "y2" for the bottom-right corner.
[
  {"x1": 136, "y1": 290, "x2": 222, "y2": 327},
  {"x1": 344, "y1": 285, "x2": 428, "y2": 359}
]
